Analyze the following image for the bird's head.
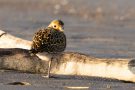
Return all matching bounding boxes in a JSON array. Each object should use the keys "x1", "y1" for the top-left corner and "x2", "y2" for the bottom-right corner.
[{"x1": 48, "y1": 19, "x2": 64, "y2": 32}]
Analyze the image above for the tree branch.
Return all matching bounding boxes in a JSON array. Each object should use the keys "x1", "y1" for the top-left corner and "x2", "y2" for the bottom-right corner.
[{"x1": 0, "y1": 30, "x2": 135, "y2": 82}]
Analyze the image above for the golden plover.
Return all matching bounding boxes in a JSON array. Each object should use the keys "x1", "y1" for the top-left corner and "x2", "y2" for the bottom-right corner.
[{"x1": 30, "y1": 19, "x2": 66, "y2": 78}]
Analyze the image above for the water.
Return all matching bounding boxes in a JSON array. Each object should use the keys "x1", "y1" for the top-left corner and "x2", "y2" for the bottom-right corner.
[{"x1": 0, "y1": 0, "x2": 135, "y2": 58}]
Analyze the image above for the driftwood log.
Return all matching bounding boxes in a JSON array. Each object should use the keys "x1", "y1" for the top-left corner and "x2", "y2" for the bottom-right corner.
[{"x1": 0, "y1": 30, "x2": 135, "y2": 82}]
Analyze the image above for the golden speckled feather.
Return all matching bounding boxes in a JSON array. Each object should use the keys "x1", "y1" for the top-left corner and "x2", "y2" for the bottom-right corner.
[
  {"x1": 30, "y1": 20, "x2": 66, "y2": 78},
  {"x1": 30, "y1": 27, "x2": 66, "y2": 54}
]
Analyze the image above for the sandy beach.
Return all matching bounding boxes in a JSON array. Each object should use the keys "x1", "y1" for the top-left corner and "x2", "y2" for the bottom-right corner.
[{"x1": 0, "y1": 0, "x2": 135, "y2": 89}]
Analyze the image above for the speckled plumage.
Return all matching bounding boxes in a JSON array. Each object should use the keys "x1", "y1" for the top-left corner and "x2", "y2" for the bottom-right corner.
[
  {"x1": 30, "y1": 27, "x2": 66, "y2": 54},
  {"x1": 30, "y1": 20, "x2": 66, "y2": 78}
]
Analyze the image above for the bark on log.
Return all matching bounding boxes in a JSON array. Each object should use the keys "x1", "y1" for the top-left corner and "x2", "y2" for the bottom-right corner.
[{"x1": 0, "y1": 30, "x2": 135, "y2": 82}]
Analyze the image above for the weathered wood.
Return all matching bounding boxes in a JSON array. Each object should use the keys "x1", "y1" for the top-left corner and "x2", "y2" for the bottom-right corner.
[
  {"x1": 0, "y1": 30, "x2": 135, "y2": 82},
  {"x1": 0, "y1": 48, "x2": 48, "y2": 74},
  {"x1": 0, "y1": 30, "x2": 31, "y2": 49}
]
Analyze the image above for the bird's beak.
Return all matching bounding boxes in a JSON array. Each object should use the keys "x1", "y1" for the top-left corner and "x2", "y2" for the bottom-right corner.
[{"x1": 59, "y1": 26, "x2": 64, "y2": 32}]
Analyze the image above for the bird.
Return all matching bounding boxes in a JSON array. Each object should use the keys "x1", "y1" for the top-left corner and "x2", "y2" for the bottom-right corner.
[{"x1": 29, "y1": 19, "x2": 66, "y2": 78}]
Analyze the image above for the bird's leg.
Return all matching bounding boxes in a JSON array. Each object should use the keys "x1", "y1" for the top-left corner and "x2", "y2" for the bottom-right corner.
[
  {"x1": 47, "y1": 59, "x2": 52, "y2": 78},
  {"x1": 43, "y1": 57, "x2": 52, "y2": 78}
]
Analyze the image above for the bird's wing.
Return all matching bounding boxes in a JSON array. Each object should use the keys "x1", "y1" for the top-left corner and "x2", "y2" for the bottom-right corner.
[{"x1": 31, "y1": 28, "x2": 51, "y2": 52}]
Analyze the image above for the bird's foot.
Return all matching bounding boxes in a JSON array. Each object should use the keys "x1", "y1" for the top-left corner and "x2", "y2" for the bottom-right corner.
[{"x1": 42, "y1": 74, "x2": 51, "y2": 78}]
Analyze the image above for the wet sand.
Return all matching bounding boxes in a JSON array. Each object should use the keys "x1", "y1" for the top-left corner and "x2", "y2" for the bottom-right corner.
[
  {"x1": 0, "y1": 0, "x2": 135, "y2": 89},
  {"x1": 0, "y1": 71, "x2": 135, "y2": 90}
]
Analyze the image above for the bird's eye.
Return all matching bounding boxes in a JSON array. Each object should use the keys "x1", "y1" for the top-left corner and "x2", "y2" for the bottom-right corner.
[{"x1": 54, "y1": 25, "x2": 57, "y2": 28}]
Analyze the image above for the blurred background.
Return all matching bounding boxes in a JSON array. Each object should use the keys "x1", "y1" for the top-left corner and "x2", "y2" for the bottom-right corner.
[{"x1": 0, "y1": 0, "x2": 135, "y2": 58}]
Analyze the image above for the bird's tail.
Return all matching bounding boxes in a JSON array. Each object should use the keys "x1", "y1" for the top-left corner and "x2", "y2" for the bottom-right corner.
[{"x1": 29, "y1": 49, "x2": 37, "y2": 56}]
